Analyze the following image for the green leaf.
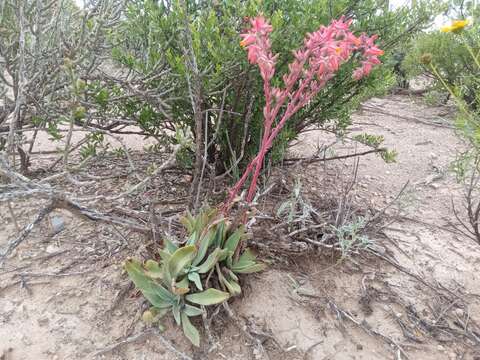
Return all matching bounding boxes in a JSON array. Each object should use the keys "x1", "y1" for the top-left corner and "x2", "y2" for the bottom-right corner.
[
  {"x1": 172, "y1": 304, "x2": 181, "y2": 326},
  {"x1": 235, "y1": 248, "x2": 257, "y2": 268},
  {"x1": 188, "y1": 272, "x2": 203, "y2": 290},
  {"x1": 150, "y1": 307, "x2": 170, "y2": 319},
  {"x1": 185, "y1": 288, "x2": 230, "y2": 305},
  {"x1": 163, "y1": 238, "x2": 178, "y2": 254},
  {"x1": 181, "y1": 312, "x2": 200, "y2": 347},
  {"x1": 217, "y1": 248, "x2": 230, "y2": 262},
  {"x1": 179, "y1": 212, "x2": 196, "y2": 233},
  {"x1": 197, "y1": 248, "x2": 221, "y2": 274},
  {"x1": 186, "y1": 231, "x2": 197, "y2": 246},
  {"x1": 183, "y1": 304, "x2": 203, "y2": 317},
  {"x1": 226, "y1": 268, "x2": 239, "y2": 282},
  {"x1": 212, "y1": 221, "x2": 226, "y2": 247},
  {"x1": 222, "y1": 277, "x2": 242, "y2": 296},
  {"x1": 124, "y1": 259, "x2": 175, "y2": 307},
  {"x1": 233, "y1": 263, "x2": 267, "y2": 274},
  {"x1": 167, "y1": 245, "x2": 197, "y2": 281},
  {"x1": 158, "y1": 249, "x2": 172, "y2": 262},
  {"x1": 172, "y1": 276, "x2": 190, "y2": 295},
  {"x1": 193, "y1": 229, "x2": 214, "y2": 266},
  {"x1": 224, "y1": 226, "x2": 244, "y2": 253},
  {"x1": 144, "y1": 260, "x2": 163, "y2": 279},
  {"x1": 217, "y1": 266, "x2": 241, "y2": 296}
]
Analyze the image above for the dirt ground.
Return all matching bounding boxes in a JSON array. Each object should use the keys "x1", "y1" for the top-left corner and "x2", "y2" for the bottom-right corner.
[{"x1": 1, "y1": 94, "x2": 480, "y2": 360}]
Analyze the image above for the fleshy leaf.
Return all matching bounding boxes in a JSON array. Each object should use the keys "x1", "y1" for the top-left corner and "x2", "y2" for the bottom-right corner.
[
  {"x1": 124, "y1": 259, "x2": 175, "y2": 307},
  {"x1": 183, "y1": 304, "x2": 203, "y2": 317},
  {"x1": 212, "y1": 221, "x2": 226, "y2": 248},
  {"x1": 197, "y1": 248, "x2": 222, "y2": 274},
  {"x1": 193, "y1": 228, "x2": 215, "y2": 266},
  {"x1": 181, "y1": 312, "x2": 200, "y2": 347},
  {"x1": 188, "y1": 272, "x2": 203, "y2": 290},
  {"x1": 164, "y1": 238, "x2": 178, "y2": 254},
  {"x1": 224, "y1": 226, "x2": 245, "y2": 253},
  {"x1": 185, "y1": 288, "x2": 230, "y2": 305},
  {"x1": 172, "y1": 276, "x2": 190, "y2": 295},
  {"x1": 233, "y1": 263, "x2": 267, "y2": 274},
  {"x1": 172, "y1": 304, "x2": 181, "y2": 326},
  {"x1": 223, "y1": 277, "x2": 242, "y2": 295},
  {"x1": 167, "y1": 245, "x2": 197, "y2": 281},
  {"x1": 158, "y1": 249, "x2": 172, "y2": 262},
  {"x1": 144, "y1": 260, "x2": 163, "y2": 279}
]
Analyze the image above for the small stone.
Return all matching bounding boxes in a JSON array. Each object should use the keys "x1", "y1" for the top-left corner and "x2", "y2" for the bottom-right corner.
[
  {"x1": 45, "y1": 244, "x2": 61, "y2": 254},
  {"x1": 437, "y1": 345, "x2": 445, "y2": 351},
  {"x1": 37, "y1": 316, "x2": 49, "y2": 327},
  {"x1": 50, "y1": 216, "x2": 65, "y2": 235},
  {"x1": 21, "y1": 334, "x2": 32, "y2": 346},
  {"x1": 430, "y1": 183, "x2": 440, "y2": 190},
  {"x1": 454, "y1": 308, "x2": 464, "y2": 317},
  {"x1": 1, "y1": 301, "x2": 15, "y2": 313}
]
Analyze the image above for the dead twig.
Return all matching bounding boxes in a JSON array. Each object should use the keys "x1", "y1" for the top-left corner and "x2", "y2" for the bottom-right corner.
[
  {"x1": 283, "y1": 148, "x2": 387, "y2": 165},
  {"x1": 223, "y1": 302, "x2": 271, "y2": 360},
  {"x1": 91, "y1": 328, "x2": 194, "y2": 360},
  {"x1": 326, "y1": 297, "x2": 410, "y2": 360},
  {"x1": 0, "y1": 203, "x2": 54, "y2": 266}
]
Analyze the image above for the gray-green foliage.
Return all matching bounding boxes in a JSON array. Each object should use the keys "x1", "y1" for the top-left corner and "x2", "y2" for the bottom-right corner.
[
  {"x1": 0, "y1": 0, "x2": 123, "y2": 140},
  {"x1": 125, "y1": 208, "x2": 265, "y2": 346},
  {"x1": 402, "y1": 30, "x2": 480, "y2": 95}
]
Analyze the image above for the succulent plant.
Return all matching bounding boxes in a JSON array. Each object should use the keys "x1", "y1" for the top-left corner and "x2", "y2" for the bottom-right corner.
[{"x1": 124, "y1": 208, "x2": 265, "y2": 346}]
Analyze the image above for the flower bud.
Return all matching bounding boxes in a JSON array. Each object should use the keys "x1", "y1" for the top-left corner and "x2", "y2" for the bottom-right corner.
[
  {"x1": 64, "y1": 58, "x2": 74, "y2": 69},
  {"x1": 76, "y1": 79, "x2": 86, "y2": 92},
  {"x1": 73, "y1": 106, "x2": 86, "y2": 120},
  {"x1": 142, "y1": 310, "x2": 155, "y2": 324},
  {"x1": 420, "y1": 53, "x2": 432, "y2": 65}
]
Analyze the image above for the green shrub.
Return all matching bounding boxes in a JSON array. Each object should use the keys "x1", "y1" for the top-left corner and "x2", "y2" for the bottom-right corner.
[
  {"x1": 108, "y1": 0, "x2": 437, "y2": 175},
  {"x1": 403, "y1": 28, "x2": 480, "y2": 102},
  {"x1": 422, "y1": 15, "x2": 480, "y2": 244}
]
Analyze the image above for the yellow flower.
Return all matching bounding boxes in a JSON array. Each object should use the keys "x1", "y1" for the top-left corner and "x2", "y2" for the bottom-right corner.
[{"x1": 440, "y1": 19, "x2": 470, "y2": 33}]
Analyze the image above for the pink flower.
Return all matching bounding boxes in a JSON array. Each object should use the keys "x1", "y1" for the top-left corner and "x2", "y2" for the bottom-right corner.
[{"x1": 225, "y1": 15, "x2": 384, "y2": 211}]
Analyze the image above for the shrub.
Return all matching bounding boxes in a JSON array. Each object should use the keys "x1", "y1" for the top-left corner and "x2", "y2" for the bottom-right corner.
[
  {"x1": 110, "y1": 0, "x2": 437, "y2": 177},
  {"x1": 402, "y1": 27, "x2": 480, "y2": 104},
  {"x1": 424, "y1": 18, "x2": 480, "y2": 244}
]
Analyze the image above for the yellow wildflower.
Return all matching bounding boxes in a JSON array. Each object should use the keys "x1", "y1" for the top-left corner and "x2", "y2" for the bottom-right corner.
[{"x1": 440, "y1": 19, "x2": 470, "y2": 33}]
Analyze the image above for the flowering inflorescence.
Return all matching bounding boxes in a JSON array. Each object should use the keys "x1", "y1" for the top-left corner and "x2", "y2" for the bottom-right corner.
[{"x1": 224, "y1": 16, "x2": 383, "y2": 213}]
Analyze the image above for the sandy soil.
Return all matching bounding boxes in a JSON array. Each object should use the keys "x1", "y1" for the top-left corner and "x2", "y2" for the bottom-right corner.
[{"x1": 1, "y1": 94, "x2": 479, "y2": 360}]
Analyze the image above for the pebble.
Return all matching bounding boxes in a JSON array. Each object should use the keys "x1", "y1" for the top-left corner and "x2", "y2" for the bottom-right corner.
[
  {"x1": 46, "y1": 244, "x2": 61, "y2": 254},
  {"x1": 50, "y1": 216, "x2": 65, "y2": 234},
  {"x1": 37, "y1": 316, "x2": 50, "y2": 327},
  {"x1": 21, "y1": 334, "x2": 32, "y2": 346}
]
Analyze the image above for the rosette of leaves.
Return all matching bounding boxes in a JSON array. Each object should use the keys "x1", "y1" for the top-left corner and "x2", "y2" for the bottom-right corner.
[{"x1": 125, "y1": 208, "x2": 265, "y2": 346}]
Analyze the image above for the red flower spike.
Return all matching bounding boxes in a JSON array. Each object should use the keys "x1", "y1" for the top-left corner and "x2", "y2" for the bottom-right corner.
[{"x1": 224, "y1": 16, "x2": 383, "y2": 214}]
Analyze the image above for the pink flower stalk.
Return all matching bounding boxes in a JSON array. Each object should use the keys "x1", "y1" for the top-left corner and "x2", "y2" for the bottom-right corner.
[{"x1": 224, "y1": 16, "x2": 383, "y2": 213}]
